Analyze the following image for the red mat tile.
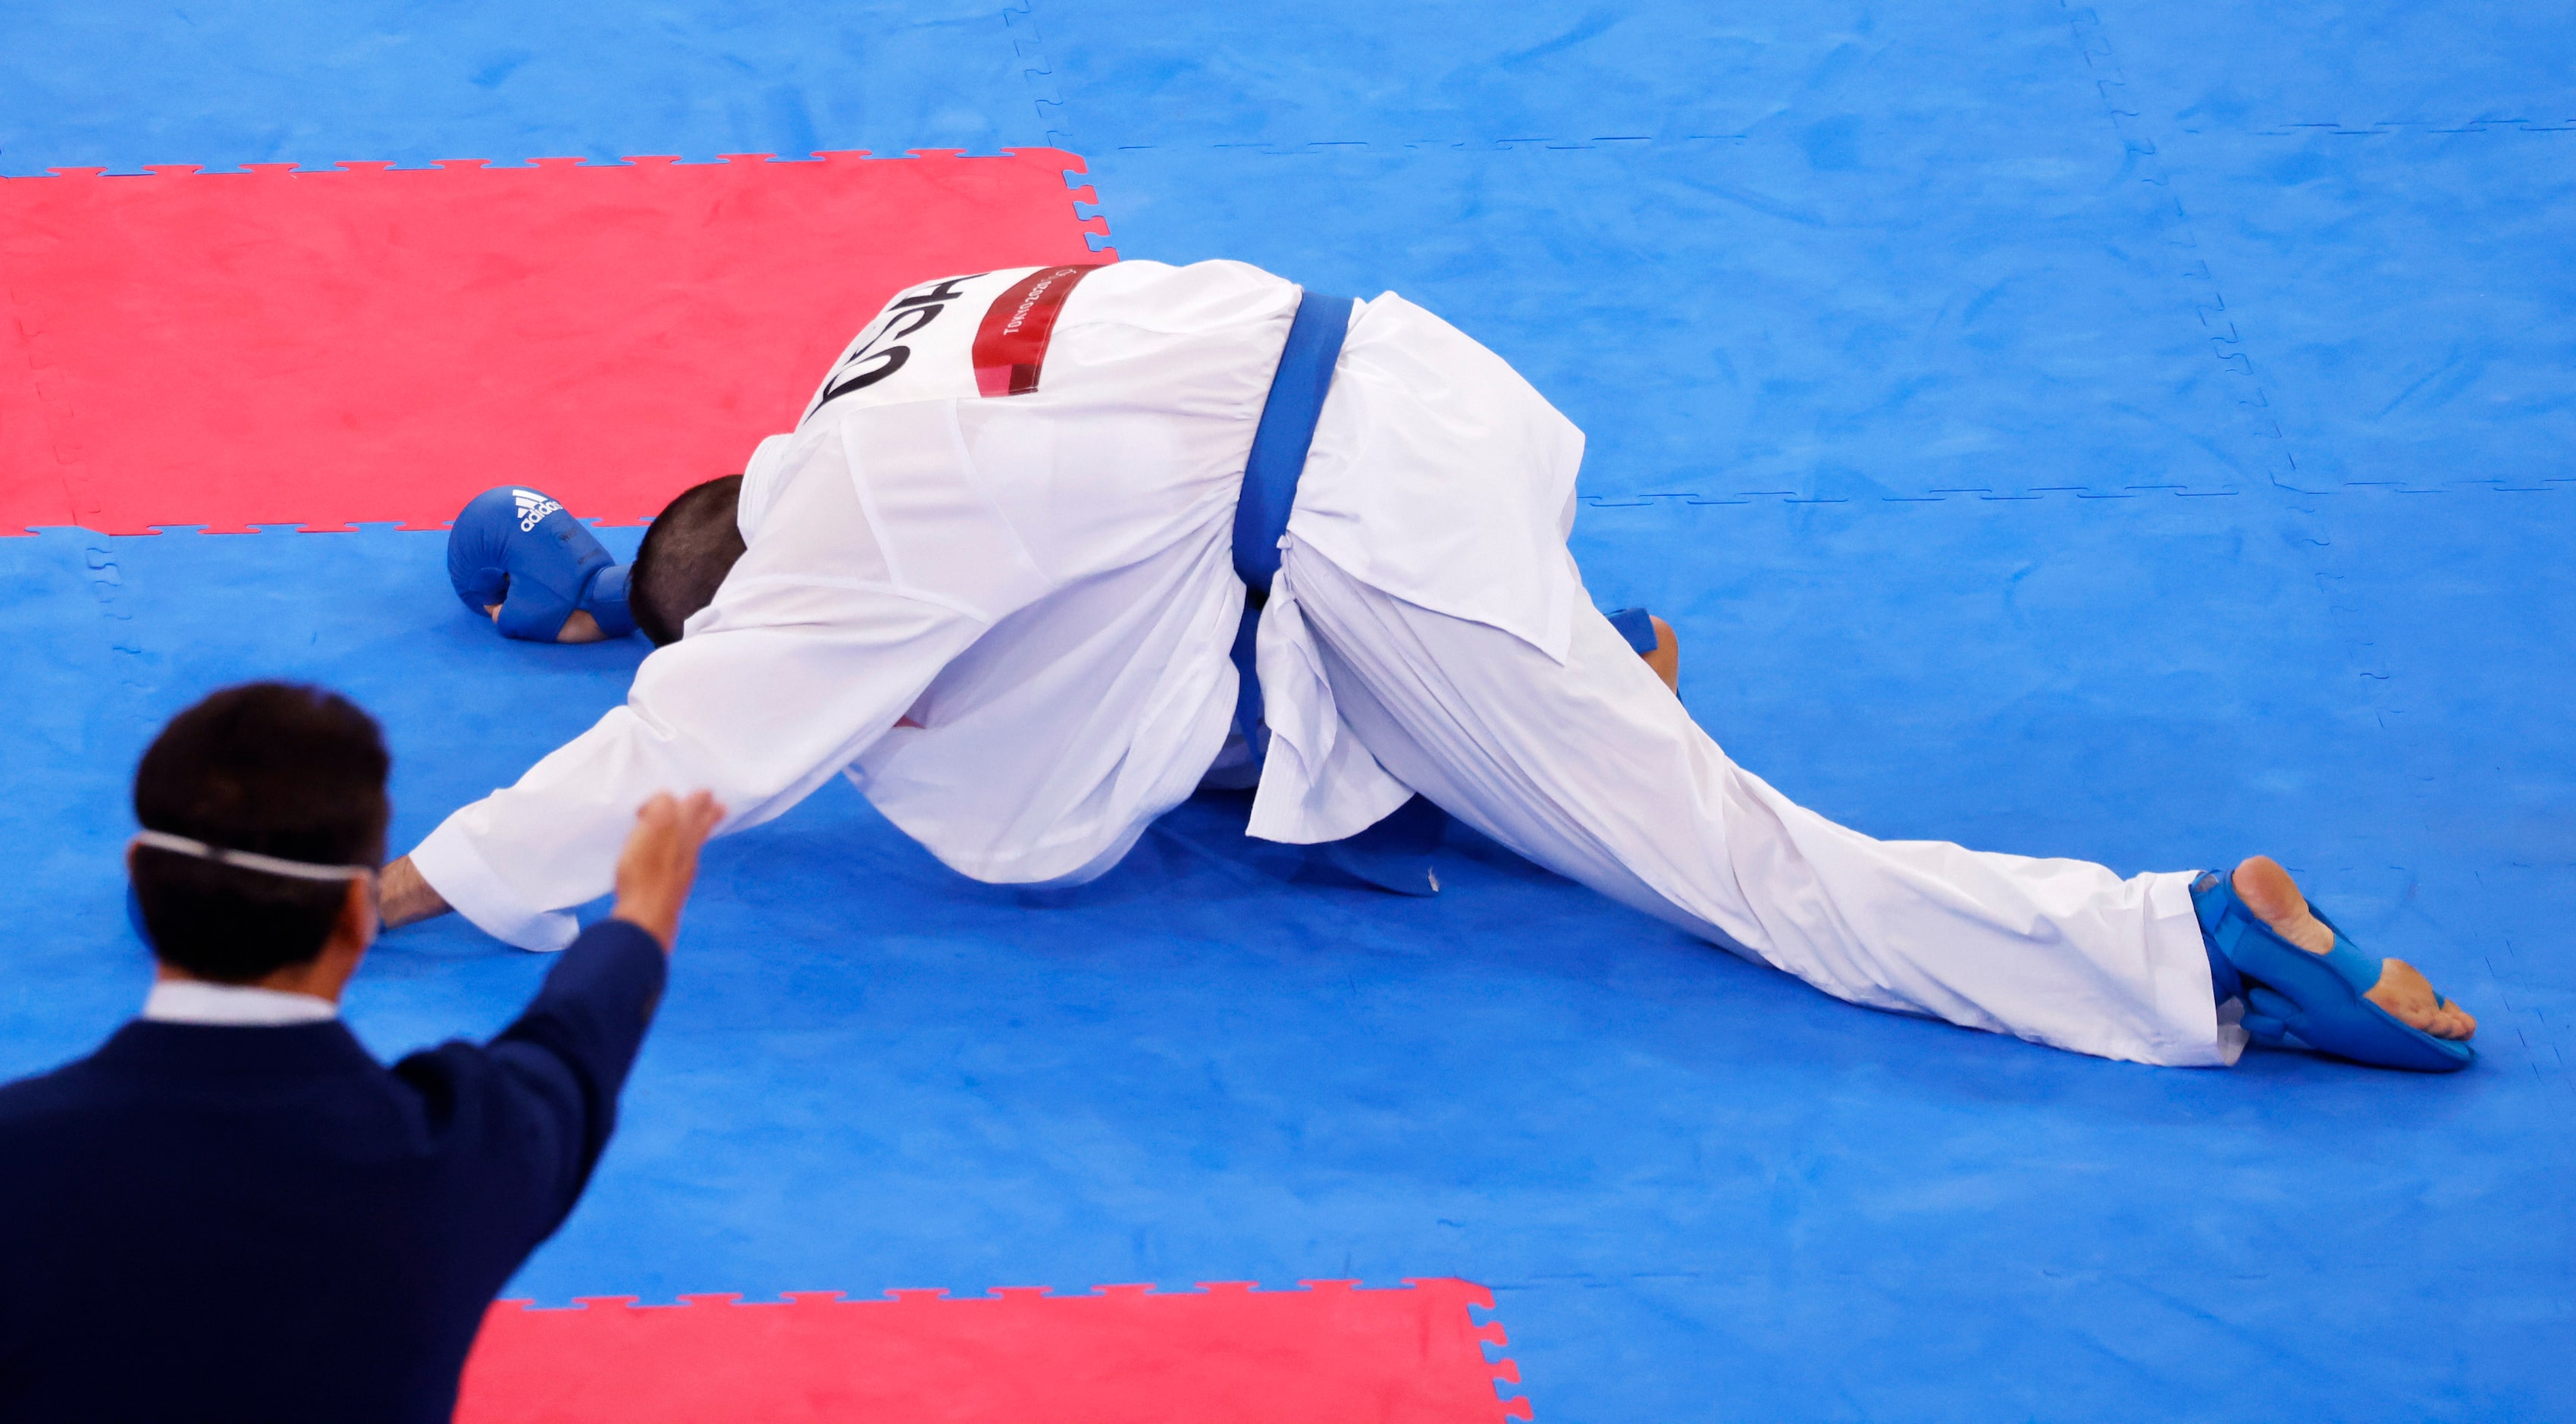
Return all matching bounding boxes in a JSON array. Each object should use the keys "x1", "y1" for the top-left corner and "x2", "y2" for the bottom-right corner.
[
  {"x1": 455, "y1": 1278, "x2": 1529, "y2": 1423},
  {"x1": 0, "y1": 151, "x2": 1111, "y2": 535}
]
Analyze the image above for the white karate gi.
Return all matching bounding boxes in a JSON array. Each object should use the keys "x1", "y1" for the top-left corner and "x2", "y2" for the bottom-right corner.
[{"x1": 412, "y1": 259, "x2": 2236, "y2": 1068}]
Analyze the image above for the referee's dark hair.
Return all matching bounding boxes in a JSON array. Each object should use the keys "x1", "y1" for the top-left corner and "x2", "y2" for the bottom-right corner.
[
  {"x1": 628, "y1": 475, "x2": 747, "y2": 646},
  {"x1": 130, "y1": 682, "x2": 390, "y2": 983}
]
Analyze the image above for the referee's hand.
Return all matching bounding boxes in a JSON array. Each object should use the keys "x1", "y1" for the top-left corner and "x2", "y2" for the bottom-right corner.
[{"x1": 611, "y1": 791, "x2": 725, "y2": 952}]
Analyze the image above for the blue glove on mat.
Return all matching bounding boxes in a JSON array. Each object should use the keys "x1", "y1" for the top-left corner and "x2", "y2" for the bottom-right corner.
[{"x1": 447, "y1": 486, "x2": 634, "y2": 641}]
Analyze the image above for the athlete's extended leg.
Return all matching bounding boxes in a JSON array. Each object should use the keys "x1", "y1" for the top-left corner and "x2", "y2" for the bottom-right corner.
[{"x1": 1277, "y1": 541, "x2": 2233, "y2": 1067}]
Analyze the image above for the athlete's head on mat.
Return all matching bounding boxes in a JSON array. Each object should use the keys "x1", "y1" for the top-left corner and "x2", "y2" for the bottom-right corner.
[
  {"x1": 127, "y1": 682, "x2": 387, "y2": 999},
  {"x1": 628, "y1": 475, "x2": 747, "y2": 646}
]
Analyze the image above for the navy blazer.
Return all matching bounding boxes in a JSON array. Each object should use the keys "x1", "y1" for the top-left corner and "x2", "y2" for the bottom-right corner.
[{"x1": 0, "y1": 917, "x2": 666, "y2": 1424}]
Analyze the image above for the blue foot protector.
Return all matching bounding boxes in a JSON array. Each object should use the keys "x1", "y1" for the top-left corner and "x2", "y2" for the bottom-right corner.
[
  {"x1": 2190, "y1": 870, "x2": 2475, "y2": 1073},
  {"x1": 1603, "y1": 607, "x2": 1660, "y2": 655}
]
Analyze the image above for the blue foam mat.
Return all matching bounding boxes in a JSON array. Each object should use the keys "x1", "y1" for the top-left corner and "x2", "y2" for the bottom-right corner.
[
  {"x1": 4, "y1": 0, "x2": 2573, "y2": 1419},
  {"x1": 2, "y1": 511, "x2": 2562, "y2": 1421},
  {"x1": 0, "y1": 0, "x2": 1039, "y2": 172}
]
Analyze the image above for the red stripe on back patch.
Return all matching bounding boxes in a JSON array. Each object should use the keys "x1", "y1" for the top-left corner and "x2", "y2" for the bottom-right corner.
[{"x1": 972, "y1": 262, "x2": 1106, "y2": 397}]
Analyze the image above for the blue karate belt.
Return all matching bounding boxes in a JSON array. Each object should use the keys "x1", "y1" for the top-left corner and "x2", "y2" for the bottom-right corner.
[
  {"x1": 1225, "y1": 285, "x2": 1351, "y2": 761},
  {"x1": 1223, "y1": 287, "x2": 1443, "y2": 895},
  {"x1": 1219, "y1": 289, "x2": 1668, "y2": 895},
  {"x1": 1233, "y1": 287, "x2": 1349, "y2": 596},
  {"x1": 1220, "y1": 288, "x2": 1676, "y2": 899}
]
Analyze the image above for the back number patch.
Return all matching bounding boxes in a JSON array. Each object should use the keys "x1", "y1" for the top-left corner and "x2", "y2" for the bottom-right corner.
[{"x1": 803, "y1": 264, "x2": 1108, "y2": 424}]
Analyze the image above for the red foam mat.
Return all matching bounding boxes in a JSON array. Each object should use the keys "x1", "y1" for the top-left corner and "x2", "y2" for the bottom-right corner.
[
  {"x1": 0, "y1": 152, "x2": 1111, "y2": 534},
  {"x1": 454, "y1": 1278, "x2": 1531, "y2": 1422}
]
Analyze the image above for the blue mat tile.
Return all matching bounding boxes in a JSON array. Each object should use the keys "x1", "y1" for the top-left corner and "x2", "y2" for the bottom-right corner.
[
  {"x1": 0, "y1": 0, "x2": 1046, "y2": 174},
  {"x1": 1087, "y1": 138, "x2": 2260, "y2": 503},
  {"x1": 2086, "y1": 0, "x2": 2576, "y2": 131},
  {"x1": 2, "y1": 512, "x2": 2563, "y2": 1421},
  {"x1": 2093, "y1": 125, "x2": 2573, "y2": 497}
]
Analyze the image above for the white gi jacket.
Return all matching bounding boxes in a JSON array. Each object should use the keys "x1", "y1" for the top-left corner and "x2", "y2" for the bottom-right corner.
[{"x1": 414, "y1": 259, "x2": 1588, "y2": 949}]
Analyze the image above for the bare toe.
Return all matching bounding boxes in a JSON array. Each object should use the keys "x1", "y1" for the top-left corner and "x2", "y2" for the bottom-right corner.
[
  {"x1": 2436, "y1": 999, "x2": 2478, "y2": 1041},
  {"x1": 2367, "y1": 958, "x2": 2477, "y2": 1040}
]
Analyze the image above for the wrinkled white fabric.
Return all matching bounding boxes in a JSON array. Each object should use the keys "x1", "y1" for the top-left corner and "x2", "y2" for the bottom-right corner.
[
  {"x1": 1277, "y1": 543, "x2": 2233, "y2": 1068},
  {"x1": 1243, "y1": 291, "x2": 1590, "y2": 845}
]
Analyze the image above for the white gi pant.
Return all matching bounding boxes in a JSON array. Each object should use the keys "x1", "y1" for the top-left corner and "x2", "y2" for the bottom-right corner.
[{"x1": 1278, "y1": 541, "x2": 2241, "y2": 1068}]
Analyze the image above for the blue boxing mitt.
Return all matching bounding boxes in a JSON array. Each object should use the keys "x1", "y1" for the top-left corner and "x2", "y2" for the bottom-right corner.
[{"x1": 447, "y1": 487, "x2": 635, "y2": 641}]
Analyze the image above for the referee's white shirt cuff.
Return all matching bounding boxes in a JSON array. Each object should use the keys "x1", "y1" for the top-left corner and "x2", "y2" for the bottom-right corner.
[{"x1": 409, "y1": 814, "x2": 580, "y2": 953}]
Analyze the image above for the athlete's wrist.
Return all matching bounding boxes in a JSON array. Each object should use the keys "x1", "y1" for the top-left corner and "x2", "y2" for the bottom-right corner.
[{"x1": 378, "y1": 855, "x2": 453, "y2": 929}]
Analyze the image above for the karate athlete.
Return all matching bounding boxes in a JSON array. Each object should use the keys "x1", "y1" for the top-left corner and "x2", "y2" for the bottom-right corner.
[{"x1": 381, "y1": 259, "x2": 2477, "y2": 1072}]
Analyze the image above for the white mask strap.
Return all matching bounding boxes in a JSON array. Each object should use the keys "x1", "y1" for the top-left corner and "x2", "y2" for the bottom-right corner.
[{"x1": 130, "y1": 830, "x2": 375, "y2": 885}]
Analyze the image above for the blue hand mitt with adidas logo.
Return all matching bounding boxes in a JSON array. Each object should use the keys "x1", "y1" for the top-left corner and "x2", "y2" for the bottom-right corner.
[{"x1": 447, "y1": 486, "x2": 636, "y2": 641}]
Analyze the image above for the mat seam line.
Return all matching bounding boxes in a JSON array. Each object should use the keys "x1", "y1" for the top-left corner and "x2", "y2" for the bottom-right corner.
[
  {"x1": 2060, "y1": 2, "x2": 2304, "y2": 499},
  {"x1": 1005, "y1": 0, "x2": 1073, "y2": 152},
  {"x1": 2070, "y1": 6, "x2": 2561, "y2": 1087},
  {"x1": 2060, "y1": 7, "x2": 2427, "y2": 1059},
  {"x1": 1004, "y1": 1, "x2": 1117, "y2": 256}
]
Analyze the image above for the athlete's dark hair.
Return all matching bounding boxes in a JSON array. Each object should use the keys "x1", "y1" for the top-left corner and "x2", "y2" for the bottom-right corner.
[
  {"x1": 130, "y1": 682, "x2": 390, "y2": 983},
  {"x1": 629, "y1": 475, "x2": 747, "y2": 646}
]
